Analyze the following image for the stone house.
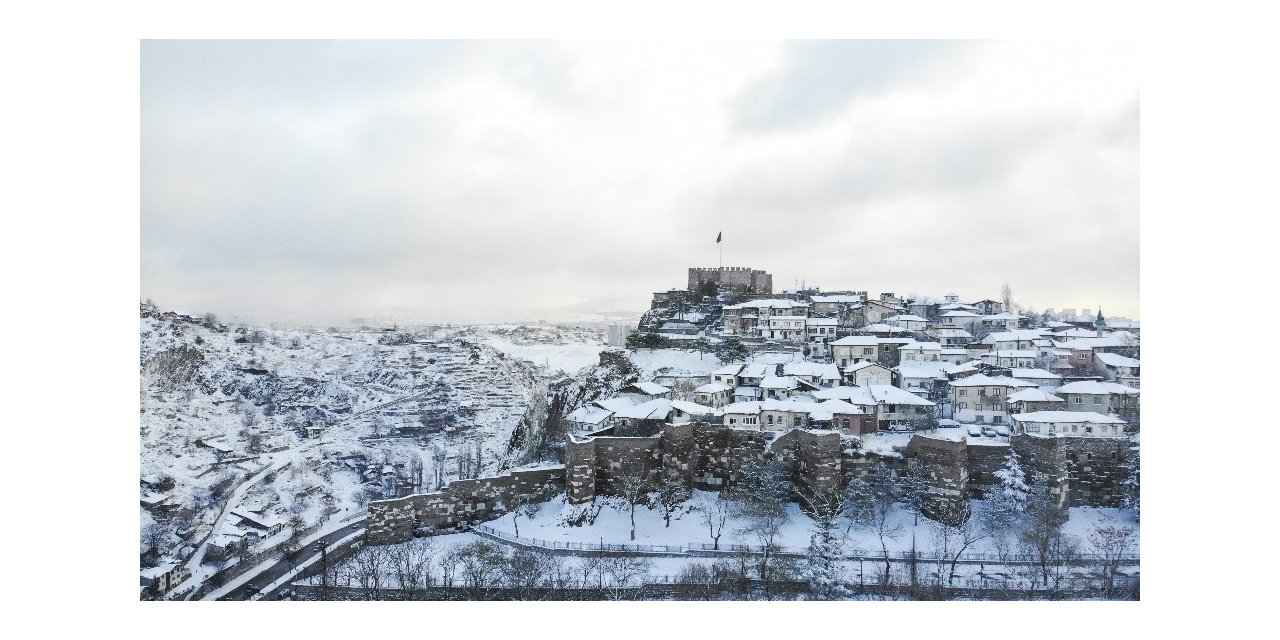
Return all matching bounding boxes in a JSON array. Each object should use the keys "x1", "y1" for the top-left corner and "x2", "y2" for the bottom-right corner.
[
  {"x1": 883, "y1": 314, "x2": 929, "y2": 332},
  {"x1": 693, "y1": 381, "x2": 734, "y2": 408},
  {"x1": 830, "y1": 336, "x2": 879, "y2": 367},
  {"x1": 1055, "y1": 381, "x2": 1140, "y2": 422},
  {"x1": 1093, "y1": 352, "x2": 1141, "y2": 386},
  {"x1": 780, "y1": 362, "x2": 843, "y2": 387},
  {"x1": 1006, "y1": 388, "x2": 1066, "y2": 414}
]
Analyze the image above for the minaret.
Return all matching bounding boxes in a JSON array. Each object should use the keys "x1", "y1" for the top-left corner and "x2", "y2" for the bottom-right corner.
[{"x1": 1095, "y1": 309, "x2": 1106, "y2": 337}]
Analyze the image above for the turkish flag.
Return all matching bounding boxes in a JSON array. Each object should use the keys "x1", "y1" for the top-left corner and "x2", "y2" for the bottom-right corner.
[{"x1": 716, "y1": 231, "x2": 722, "y2": 244}]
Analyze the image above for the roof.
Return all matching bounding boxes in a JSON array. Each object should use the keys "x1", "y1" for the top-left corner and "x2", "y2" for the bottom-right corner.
[
  {"x1": 809, "y1": 294, "x2": 865, "y2": 303},
  {"x1": 883, "y1": 314, "x2": 928, "y2": 323},
  {"x1": 982, "y1": 312, "x2": 1024, "y2": 320},
  {"x1": 811, "y1": 384, "x2": 934, "y2": 407},
  {"x1": 831, "y1": 336, "x2": 879, "y2": 346},
  {"x1": 1007, "y1": 389, "x2": 1065, "y2": 403},
  {"x1": 726, "y1": 299, "x2": 810, "y2": 310},
  {"x1": 760, "y1": 375, "x2": 800, "y2": 389},
  {"x1": 625, "y1": 381, "x2": 671, "y2": 395},
  {"x1": 1094, "y1": 352, "x2": 1141, "y2": 368},
  {"x1": 695, "y1": 382, "x2": 734, "y2": 393},
  {"x1": 782, "y1": 362, "x2": 842, "y2": 379},
  {"x1": 1056, "y1": 381, "x2": 1140, "y2": 395},
  {"x1": 670, "y1": 400, "x2": 715, "y2": 416},
  {"x1": 805, "y1": 317, "x2": 840, "y2": 326},
  {"x1": 739, "y1": 363, "x2": 775, "y2": 378},
  {"x1": 844, "y1": 361, "x2": 890, "y2": 373},
  {"x1": 929, "y1": 328, "x2": 973, "y2": 338},
  {"x1": 1007, "y1": 368, "x2": 1063, "y2": 381},
  {"x1": 613, "y1": 398, "x2": 674, "y2": 420},
  {"x1": 712, "y1": 363, "x2": 745, "y2": 377},
  {"x1": 593, "y1": 397, "x2": 641, "y2": 413},
  {"x1": 862, "y1": 323, "x2": 909, "y2": 333},
  {"x1": 567, "y1": 405, "x2": 613, "y2": 425},
  {"x1": 893, "y1": 361, "x2": 950, "y2": 379},
  {"x1": 1054, "y1": 337, "x2": 1132, "y2": 350},
  {"x1": 986, "y1": 350, "x2": 1038, "y2": 358},
  {"x1": 984, "y1": 330, "x2": 1049, "y2": 342},
  {"x1": 899, "y1": 341, "x2": 943, "y2": 352},
  {"x1": 1010, "y1": 411, "x2": 1126, "y2": 424},
  {"x1": 948, "y1": 374, "x2": 1036, "y2": 388},
  {"x1": 942, "y1": 310, "x2": 983, "y2": 318}
]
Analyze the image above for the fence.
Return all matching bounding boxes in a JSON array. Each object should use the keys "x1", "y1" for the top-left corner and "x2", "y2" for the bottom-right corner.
[{"x1": 471, "y1": 524, "x2": 1138, "y2": 565}]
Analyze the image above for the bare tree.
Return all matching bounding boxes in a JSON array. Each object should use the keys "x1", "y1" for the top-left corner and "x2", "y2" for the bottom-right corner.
[
  {"x1": 601, "y1": 555, "x2": 653, "y2": 600},
  {"x1": 653, "y1": 468, "x2": 692, "y2": 528},
  {"x1": 613, "y1": 450, "x2": 654, "y2": 541},
  {"x1": 350, "y1": 544, "x2": 390, "y2": 600},
  {"x1": 932, "y1": 515, "x2": 988, "y2": 585},
  {"x1": 388, "y1": 537, "x2": 435, "y2": 598},
  {"x1": 849, "y1": 462, "x2": 904, "y2": 585},
  {"x1": 803, "y1": 486, "x2": 850, "y2": 600},
  {"x1": 456, "y1": 540, "x2": 508, "y2": 600},
  {"x1": 1020, "y1": 475, "x2": 1078, "y2": 594},
  {"x1": 1087, "y1": 516, "x2": 1137, "y2": 598},
  {"x1": 731, "y1": 458, "x2": 792, "y2": 598},
  {"x1": 698, "y1": 491, "x2": 733, "y2": 550}
]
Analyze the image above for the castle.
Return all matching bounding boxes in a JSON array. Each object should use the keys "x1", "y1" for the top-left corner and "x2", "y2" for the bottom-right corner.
[{"x1": 688, "y1": 267, "x2": 773, "y2": 296}]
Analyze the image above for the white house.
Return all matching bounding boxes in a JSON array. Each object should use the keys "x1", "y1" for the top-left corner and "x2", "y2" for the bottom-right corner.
[
  {"x1": 882, "y1": 314, "x2": 929, "y2": 332},
  {"x1": 830, "y1": 336, "x2": 880, "y2": 367},
  {"x1": 1007, "y1": 368, "x2": 1064, "y2": 391},
  {"x1": 898, "y1": 341, "x2": 943, "y2": 362},
  {"x1": 948, "y1": 374, "x2": 1036, "y2": 424},
  {"x1": 693, "y1": 381, "x2": 734, "y2": 408},
  {"x1": 1093, "y1": 352, "x2": 1140, "y2": 386},
  {"x1": 1055, "y1": 381, "x2": 1140, "y2": 421},
  {"x1": 1010, "y1": 411, "x2": 1127, "y2": 437},
  {"x1": 843, "y1": 361, "x2": 893, "y2": 386},
  {"x1": 781, "y1": 362, "x2": 843, "y2": 387}
]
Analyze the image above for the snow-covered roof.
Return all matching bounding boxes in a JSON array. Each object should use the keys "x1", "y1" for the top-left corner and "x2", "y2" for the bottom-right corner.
[
  {"x1": 982, "y1": 312, "x2": 1024, "y2": 321},
  {"x1": 809, "y1": 295, "x2": 865, "y2": 303},
  {"x1": 739, "y1": 363, "x2": 775, "y2": 379},
  {"x1": 1010, "y1": 411, "x2": 1125, "y2": 424},
  {"x1": 861, "y1": 323, "x2": 909, "y2": 333},
  {"x1": 732, "y1": 386, "x2": 763, "y2": 399},
  {"x1": 940, "y1": 303, "x2": 981, "y2": 312},
  {"x1": 1007, "y1": 389, "x2": 1065, "y2": 403},
  {"x1": 669, "y1": 400, "x2": 715, "y2": 416},
  {"x1": 712, "y1": 363, "x2": 745, "y2": 377},
  {"x1": 1054, "y1": 337, "x2": 1131, "y2": 350},
  {"x1": 1007, "y1": 368, "x2": 1062, "y2": 381},
  {"x1": 948, "y1": 374, "x2": 1036, "y2": 388},
  {"x1": 624, "y1": 381, "x2": 671, "y2": 395},
  {"x1": 944, "y1": 361, "x2": 983, "y2": 375},
  {"x1": 567, "y1": 405, "x2": 613, "y2": 425},
  {"x1": 941, "y1": 310, "x2": 983, "y2": 318},
  {"x1": 593, "y1": 397, "x2": 641, "y2": 413},
  {"x1": 1094, "y1": 353, "x2": 1141, "y2": 368},
  {"x1": 843, "y1": 361, "x2": 889, "y2": 373},
  {"x1": 760, "y1": 375, "x2": 800, "y2": 390},
  {"x1": 613, "y1": 398, "x2": 674, "y2": 420},
  {"x1": 894, "y1": 361, "x2": 950, "y2": 379},
  {"x1": 984, "y1": 329, "x2": 1048, "y2": 342},
  {"x1": 1056, "y1": 381, "x2": 1140, "y2": 395},
  {"x1": 883, "y1": 314, "x2": 928, "y2": 323},
  {"x1": 830, "y1": 336, "x2": 879, "y2": 347},
  {"x1": 726, "y1": 299, "x2": 810, "y2": 310},
  {"x1": 695, "y1": 381, "x2": 734, "y2": 393},
  {"x1": 768, "y1": 315, "x2": 809, "y2": 322},
  {"x1": 930, "y1": 328, "x2": 973, "y2": 338},
  {"x1": 985, "y1": 350, "x2": 1038, "y2": 358},
  {"x1": 811, "y1": 385, "x2": 934, "y2": 407},
  {"x1": 781, "y1": 362, "x2": 842, "y2": 380},
  {"x1": 805, "y1": 317, "x2": 840, "y2": 326},
  {"x1": 899, "y1": 341, "x2": 943, "y2": 352}
]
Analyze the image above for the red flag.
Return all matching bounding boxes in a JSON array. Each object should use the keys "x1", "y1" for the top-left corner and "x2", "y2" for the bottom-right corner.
[{"x1": 716, "y1": 231, "x2": 722, "y2": 244}]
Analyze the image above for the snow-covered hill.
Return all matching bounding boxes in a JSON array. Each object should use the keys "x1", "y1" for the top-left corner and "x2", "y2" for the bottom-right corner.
[{"x1": 139, "y1": 303, "x2": 547, "y2": 575}]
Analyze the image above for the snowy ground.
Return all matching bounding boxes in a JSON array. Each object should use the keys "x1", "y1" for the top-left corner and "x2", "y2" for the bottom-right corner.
[{"x1": 480, "y1": 335, "x2": 607, "y2": 376}]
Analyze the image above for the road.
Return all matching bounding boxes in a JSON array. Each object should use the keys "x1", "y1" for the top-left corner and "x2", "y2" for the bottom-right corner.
[{"x1": 214, "y1": 521, "x2": 365, "y2": 601}]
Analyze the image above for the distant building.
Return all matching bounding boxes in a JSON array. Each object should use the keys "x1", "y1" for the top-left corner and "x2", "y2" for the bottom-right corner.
[{"x1": 687, "y1": 267, "x2": 773, "y2": 295}]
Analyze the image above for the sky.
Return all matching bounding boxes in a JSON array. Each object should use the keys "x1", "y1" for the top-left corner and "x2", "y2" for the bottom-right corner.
[{"x1": 141, "y1": 40, "x2": 1138, "y2": 326}]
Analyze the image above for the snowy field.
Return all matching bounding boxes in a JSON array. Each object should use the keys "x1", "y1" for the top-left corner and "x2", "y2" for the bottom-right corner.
[{"x1": 481, "y1": 336, "x2": 607, "y2": 376}]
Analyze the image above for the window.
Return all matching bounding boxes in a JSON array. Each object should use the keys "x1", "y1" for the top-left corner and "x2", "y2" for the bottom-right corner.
[
  {"x1": 975, "y1": 415, "x2": 985, "y2": 423},
  {"x1": 979, "y1": 389, "x2": 987, "y2": 396},
  {"x1": 794, "y1": 416, "x2": 802, "y2": 426},
  {"x1": 1070, "y1": 425, "x2": 1078, "y2": 432},
  {"x1": 959, "y1": 402, "x2": 968, "y2": 410},
  {"x1": 1074, "y1": 396, "x2": 1083, "y2": 404},
  {"x1": 993, "y1": 416, "x2": 1003, "y2": 424},
  {"x1": 958, "y1": 389, "x2": 967, "y2": 397},
  {"x1": 1026, "y1": 424, "x2": 1040, "y2": 433},
  {"x1": 767, "y1": 415, "x2": 774, "y2": 424},
  {"x1": 1093, "y1": 397, "x2": 1103, "y2": 404}
]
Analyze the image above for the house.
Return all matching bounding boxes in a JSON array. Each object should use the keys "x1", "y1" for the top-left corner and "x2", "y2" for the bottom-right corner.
[
  {"x1": 981, "y1": 329, "x2": 1048, "y2": 351},
  {"x1": 808, "y1": 293, "x2": 866, "y2": 317},
  {"x1": 720, "y1": 398, "x2": 872, "y2": 434},
  {"x1": 981, "y1": 350, "x2": 1038, "y2": 369},
  {"x1": 898, "y1": 341, "x2": 943, "y2": 362},
  {"x1": 764, "y1": 315, "x2": 808, "y2": 341},
  {"x1": 860, "y1": 323, "x2": 912, "y2": 338},
  {"x1": 938, "y1": 348, "x2": 971, "y2": 364},
  {"x1": 611, "y1": 398, "x2": 675, "y2": 430},
  {"x1": 657, "y1": 320, "x2": 700, "y2": 336},
  {"x1": 1010, "y1": 411, "x2": 1128, "y2": 437},
  {"x1": 830, "y1": 336, "x2": 879, "y2": 367},
  {"x1": 811, "y1": 385, "x2": 935, "y2": 430},
  {"x1": 781, "y1": 362, "x2": 843, "y2": 388},
  {"x1": 1006, "y1": 388, "x2": 1066, "y2": 414},
  {"x1": 737, "y1": 363, "x2": 775, "y2": 387},
  {"x1": 948, "y1": 374, "x2": 1036, "y2": 424},
  {"x1": 760, "y1": 375, "x2": 819, "y2": 400},
  {"x1": 928, "y1": 328, "x2": 974, "y2": 348},
  {"x1": 1007, "y1": 368, "x2": 1064, "y2": 391},
  {"x1": 693, "y1": 381, "x2": 734, "y2": 408},
  {"x1": 805, "y1": 317, "x2": 841, "y2": 352},
  {"x1": 617, "y1": 381, "x2": 671, "y2": 401},
  {"x1": 861, "y1": 299, "x2": 905, "y2": 325},
  {"x1": 882, "y1": 314, "x2": 929, "y2": 332},
  {"x1": 140, "y1": 562, "x2": 191, "y2": 599},
  {"x1": 566, "y1": 404, "x2": 617, "y2": 433},
  {"x1": 940, "y1": 310, "x2": 983, "y2": 330},
  {"x1": 843, "y1": 361, "x2": 893, "y2": 386},
  {"x1": 710, "y1": 363, "x2": 745, "y2": 386},
  {"x1": 1055, "y1": 381, "x2": 1140, "y2": 422},
  {"x1": 893, "y1": 360, "x2": 950, "y2": 398},
  {"x1": 669, "y1": 400, "x2": 716, "y2": 424},
  {"x1": 973, "y1": 299, "x2": 1004, "y2": 315},
  {"x1": 979, "y1": 312, "x2": 1023, "y2": 331},
  {"x1": 1093, "y1": 352, "x2": 1140, "y2": 386}
]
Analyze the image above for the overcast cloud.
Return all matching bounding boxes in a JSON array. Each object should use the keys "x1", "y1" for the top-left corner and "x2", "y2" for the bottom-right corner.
[{"x1": 142, "y1": 40, "x2": 1138, "y2": 325}]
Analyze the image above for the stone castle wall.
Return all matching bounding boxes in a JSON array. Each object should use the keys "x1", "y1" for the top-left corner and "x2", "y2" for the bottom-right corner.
[
  {"x1": 369, "y1": 425, "x2": 1133, "y2": 545},
  {"x1": 366, "y1": 466, "x2": 565, "y2": 545},
  {"x1": 688, "y1": 267, "x2": 773, "y2": 295}
]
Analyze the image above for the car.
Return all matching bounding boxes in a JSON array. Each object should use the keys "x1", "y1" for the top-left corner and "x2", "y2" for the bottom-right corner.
[
  {"x1": 246, "y1": 583, "x2": 260, "y2": 593},
  {"x1": 313, "y1": 542, "x2": 326, "y2": 552},
  {"x1": 937, "y1": 419, "x2": 961, "y2": 429},
  {"x1": 992, "y1": 426, "x2": 1010, "y2": 437},
  {"x1": 966, "y1": 426, "x2": 983, "y2": 437},
  {"x1": 981, "y1": 426, "x2": 998, "y2": 437},
  {"x1": 887, "y1": 421, "x2": 913, "y2": 433}
]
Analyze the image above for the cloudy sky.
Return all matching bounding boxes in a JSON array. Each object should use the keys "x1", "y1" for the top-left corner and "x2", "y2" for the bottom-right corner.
[{"x1": 141, "y1": 40, "x2": 1138, "y2": 325}]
